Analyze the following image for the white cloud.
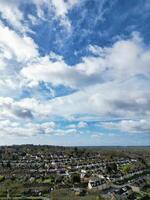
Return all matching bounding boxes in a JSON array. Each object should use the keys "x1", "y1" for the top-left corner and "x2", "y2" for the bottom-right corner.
[
  {"x1": 102, "y1": 119, "x2": 150, "y2": 133},
  {"x1": 0, "y1": 22, "x2": 38, "y2": 63},
  {"x1": 0, "y1": 76, "x2": 24, "y2": 97},
  {"x1": 66, "y1": 121, "x2": 88, "y2": 129},
  {"x1": 54, "y1": 128, "x2": 77, "y2": 136},
  {"x1": 21, "y1": 34, "x2": 150, "y2": 90},
  {"x1": 0, "y1": 97, "x2": 34, "y2": 121},
  {"x1": 0, "y1": 118, "x2": 78, "y2": 137},
  {"x1": 91, "y1": 133, "x2": 104, "y2": 138},
  {"x1": 21, "y1": 55, "x2": 81, "y2": 88},
  {"x1": 0, "y1": 20, "x2": 39, "y2": 97},
  {"x1": 0, "y1": 120, "x2": 56, "y2": 137},
  {"x1": 1, "y1": 31, "x2": 149, "y2": 137},
  {"x1": 31, "y1": 0, "x2": 79, "y2": 29},
  {"x1": 0, "y1": 0, "x2": 31, "y2": 32},
  {"x1": 51, "y1": 0, "x2": 79, "y2": 29},
  {"x1": 44, "y1": 76, "x2": 149, "y2": 120},
  {"x1": 78, "y1": 121, "x2": 88, "y2": 128},
  {"x1": 0, "y1": 26, "x2": 149, "y2": 137},
  {"x1": 3, "y1": 72, "x2": 149, "y2": 123}
]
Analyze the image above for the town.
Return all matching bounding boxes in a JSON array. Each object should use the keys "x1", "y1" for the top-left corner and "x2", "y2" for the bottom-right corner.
[{"x1": 0, "y1": 145, "x2": 149, "y2": 199}]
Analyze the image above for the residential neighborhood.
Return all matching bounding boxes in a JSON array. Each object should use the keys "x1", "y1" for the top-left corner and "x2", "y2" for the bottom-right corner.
[{"x1": 0, "y1": 145, "x2": 149, "y2": 199}]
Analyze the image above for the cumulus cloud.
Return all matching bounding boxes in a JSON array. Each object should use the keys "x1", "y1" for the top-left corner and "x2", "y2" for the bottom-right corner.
[
  {"x1": 0, "y1": 20, "x2": 39, "y2": 97},
  {"x1": 0, "y1": 21, "x2": 38, "y2": 63},
  {"x1": 0, "y1": 0, "x2": 26, "y2": 32},
  {"x1": 54, "y1": 128, "x2": 78, "y2": 136},
  {"x1": 102, "y1": 119, "x2": 150, "y2": 133},
  {"x1": 78, "y1": 121, "x2": 88, "y2": 128},
  {"x1": 0, "y1": 119, "x2": 78, "y2": 137},
  {"x1": 13, "y1": 108, "x2": 33, "y2": 120},
  {"x1": 66, "y1": 121, "x2": 88, "y2": 129},
  {"x1": 0, "y1": 97, "x2": 34, "y2": 121},
  {"x1": 49, "y1": 79, "x2": 149, "y2": 120},
  {"x1": 0, "y1": 8, "x2": 149, "y2": 138},
  {"x1": 3, "y1": 72, "x2": 149, "y2": 123},
  {"x1": 21, "y1": 34, "x2": 150, "y2": 89},
  {"x1": 0, "y1": 120, "x2": 56, "y2": 137},
  {"x1": 21, "y1": 54, "x2": 100, "y2": 89}
]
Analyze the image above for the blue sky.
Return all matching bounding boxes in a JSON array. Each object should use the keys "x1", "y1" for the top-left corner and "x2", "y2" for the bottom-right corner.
[{"x1": 0, "y1": 0, "x2": 150, "y2": 146}]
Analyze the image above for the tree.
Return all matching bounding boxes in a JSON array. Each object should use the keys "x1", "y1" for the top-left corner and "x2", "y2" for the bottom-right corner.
[
  {"x1": 71, "y1": 173, "x2": 80, "y2": 184},
  {"x1": 121, "y1": 164, "x2": 132, "y2": 174},
  {"x1": 0, "y1": 175, "x2": 5, "y2": 182},
  {"x1": 6, "y1": 160, "x2": 11, "y2": 168}
]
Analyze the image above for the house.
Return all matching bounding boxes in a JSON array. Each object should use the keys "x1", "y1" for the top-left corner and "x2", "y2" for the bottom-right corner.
[
  {"x1": 131, "y1": 178, "x2": 146, "y2": 193},
  {"x1": 80, "y1": 169, "x2": 88, "y2": 179},
  {"x1": 112, "y1": 186, "x2": 132, "y2": 200},
  {"x1": 88, "y1": 177, "x2": 110, "y2": 190}
]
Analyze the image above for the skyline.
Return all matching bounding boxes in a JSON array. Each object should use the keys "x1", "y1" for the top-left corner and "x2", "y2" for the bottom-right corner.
[{"x1": 0, "y1": 0, "x2": 150, "y2": 146}]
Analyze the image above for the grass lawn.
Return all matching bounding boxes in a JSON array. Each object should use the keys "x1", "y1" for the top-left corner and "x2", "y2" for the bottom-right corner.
[{"x1": 51, "y1": 189, "x2": 104, "y2": 200}]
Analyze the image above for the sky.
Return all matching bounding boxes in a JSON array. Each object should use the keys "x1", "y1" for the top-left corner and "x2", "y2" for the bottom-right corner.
[{"x1": 0, "y1": 0, "x2": 150, "y2": 146}]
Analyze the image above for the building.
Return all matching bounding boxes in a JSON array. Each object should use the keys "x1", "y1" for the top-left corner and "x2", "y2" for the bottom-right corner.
[{"x1": 88, "y1": 177, "x2": 110, "y2": 190}]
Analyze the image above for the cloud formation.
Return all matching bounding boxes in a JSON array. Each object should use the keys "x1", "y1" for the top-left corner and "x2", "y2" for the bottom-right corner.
[
  {"x1": 0, "y1": 0, "x2": 149, "y2": 143},
  {"x1": 102, "y1": 119, "x2": 150, "y2": 133},
  {"x1": 1, "y1": 32, "x2": 150, "y2": 137},
  {"x1": 0, "y1": 21, "x2": 38, "y2": 63},
  {"x1": 0, "y1": 120, "x2": 56, "y2": 137},
  {"x1": 21, "y1": 33, "x2": 150, "y2": 89}
]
